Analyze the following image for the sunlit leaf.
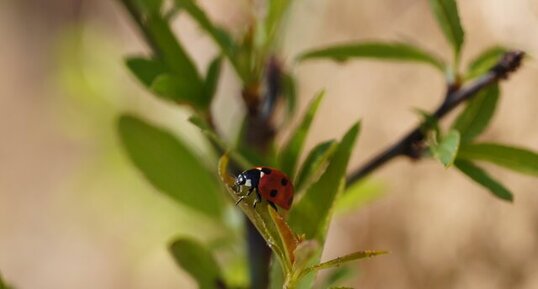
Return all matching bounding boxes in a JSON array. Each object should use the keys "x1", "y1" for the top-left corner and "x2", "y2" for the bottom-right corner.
[
  {"x1": 118, "y1": 114, "x2": 223, "y2": 218},
  {"x1": 466, "y1": 47, "x2": 507, "y2": 80},
  {"x1": 151, "y1": 74, "x2": 207, "y2": 109},
  {"x1": 455, "y1": 159, "x2": 513, "y2": 201},
  {"x1": 299, "y1": 42, "x2": 444, "y2": 71},
  {"x1": 294, "y1": 140, "x2": 338, "y2": 193},
  {"x1": 458, "y1": 143, "x2": 538, "y2": 176},
  {"x1": 204, "y1": 56, "x2": 223, "y2": 101},
  {"x1": 169, "y1": 238, "x2": 225, "y2": 289},
  {"x1": 298, "y1": 250, "x2": 387, "y2": 279},
  {"x1": 279, "y1": 91, "x2": 325, "y2": 177},
  {"x1": 452, "y1": 84, "x2": 499, "y2": 143},
  {"x1": 431, "y1": 130, "x2": 460, "y2": 167},
  {"x1": 289, "y1": 122, "x2": 360, "y2": 241},
  {"x1": 428, "y1": 0, "x2": 465, "y2": 59},
  {"x1": 125, "y1": 57, "x2": 168, "y2": 88}
]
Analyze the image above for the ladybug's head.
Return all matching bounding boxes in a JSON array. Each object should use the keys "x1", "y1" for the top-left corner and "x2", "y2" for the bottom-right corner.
[{"x1": 235, "y1": 173, "x2": 247, "y2": 186}]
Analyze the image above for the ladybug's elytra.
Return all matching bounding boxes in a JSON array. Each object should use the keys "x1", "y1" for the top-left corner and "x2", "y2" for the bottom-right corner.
[{"x1": 234, "y1": 167, "x2": 294, "y2": 210}]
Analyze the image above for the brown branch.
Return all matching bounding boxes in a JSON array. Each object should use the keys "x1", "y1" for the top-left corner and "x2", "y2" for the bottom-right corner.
[{"x1": 346, "y1": 51, "x2": 524, "y2": 184}]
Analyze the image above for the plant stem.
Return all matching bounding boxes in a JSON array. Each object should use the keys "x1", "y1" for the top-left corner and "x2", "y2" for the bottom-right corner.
[{"x1": 346, "y1": 51, "x2": 524, "y2": 184}]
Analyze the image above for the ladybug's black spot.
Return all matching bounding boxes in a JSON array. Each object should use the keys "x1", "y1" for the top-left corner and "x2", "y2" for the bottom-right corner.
[
  {"x1": 270, "y1": 189, "x2": 278, "y2": 197},
  {"x1": 280, "y1": 178, "x2": 288, "y2": 186},
  {"x1": 261, "y1": 167, "x2": 272, "y2": 174}
]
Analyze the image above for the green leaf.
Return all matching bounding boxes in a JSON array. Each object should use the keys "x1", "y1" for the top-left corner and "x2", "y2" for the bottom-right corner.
[
  {"x1": 169, "y1": 238, "x2": 225, "y2": 289},
  {"x1": 455, "y1": 159, "x2": 513, "y2": 201},
  {"x1": 335, "y1": 179, "x2": 384, "y2": 215},
  {"x1": 188, "y1": 115, "x2": 252, "y2": 170},
  {"x1": 431, "y1": 130, "x2": 460, "y2": 167},
  {"x1": 294, "y1": 140, "x2": 338, "y2": 193},
  {"x1": 299, "y1": 42, "x2": 444, "y2": 71},
  {"x1": 144, "y1": 15, "x2": 202, "y2": 82},
  {"x1": 264, "y1": 0, "x2": 294, "y2": 46},
  {"x1": 172, "y1": 0, "x2": 240, "y2": 77},
  {"x1": 466, "y1": 47, "x2": 507, "y2": 80},
  {"x1": 452, "y1": 84, "x2": 499, "y2": 143},
  {"x1": 428, "y1": 0, "x2": 465, "y2": 59},
  {"x1": 133, "y1": 0, "x2": 163, "y2": 14},
  {"x1": 118, "y1": 114, "x2": 223, "y2": 218},
  {"x1": 204, "y1": 56, "x2": 223, "y2": 101},
  {"x1": 458, "y1": 143, "x2": 538, "y2": 176},
  {"x1": 289, "y1": 122, "x2": 360, "y2": 241},
  {"x1": 125, "y1": 57, "x2": 168, "y2": 88},
  {"x1": 279, "y1": 91, "x2": 325, "y2": 177},
  {"x1": 151, "y1": 74, "x2": 207, "y2": 109},
  {"x1": 298, "y1": 250, "x2": 387, "y2": 279}
]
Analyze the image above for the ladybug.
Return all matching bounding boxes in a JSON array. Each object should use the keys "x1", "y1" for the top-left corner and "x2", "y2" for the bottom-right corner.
[{"x1": 234, "y1": 167, "x2": 294, "y2": 210}]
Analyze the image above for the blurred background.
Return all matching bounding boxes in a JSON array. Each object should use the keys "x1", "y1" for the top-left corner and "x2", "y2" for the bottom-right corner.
[{"x1": 1, "y1": 0, "x2": 538, "y2": 288}]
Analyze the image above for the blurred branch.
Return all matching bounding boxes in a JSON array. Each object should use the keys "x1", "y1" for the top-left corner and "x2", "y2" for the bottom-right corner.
[{"x1": 347, "y1": 51, "x2": 524, "y2": 184}]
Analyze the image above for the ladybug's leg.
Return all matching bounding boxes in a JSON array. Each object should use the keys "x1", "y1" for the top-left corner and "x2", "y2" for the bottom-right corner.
[
  {"x1": 253, "y1": 188, "x2": 262, "y2": 208},
  {"x1": 268, "y1": 201, "x2": 277, "y2": 211},
  {"x1": 235, "y1": 187, "x2": 255, "y2": 206}
]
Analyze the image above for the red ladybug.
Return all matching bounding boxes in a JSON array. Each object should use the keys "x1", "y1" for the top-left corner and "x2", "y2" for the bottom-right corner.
[{"x1": 234, "y1": 167, "x2": 294, "y2": 210}]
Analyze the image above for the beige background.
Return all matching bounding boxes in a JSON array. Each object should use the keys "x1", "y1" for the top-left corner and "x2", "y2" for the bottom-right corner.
[{"x1": 1, "y1": 0, "x2": 538, "y2": 288}]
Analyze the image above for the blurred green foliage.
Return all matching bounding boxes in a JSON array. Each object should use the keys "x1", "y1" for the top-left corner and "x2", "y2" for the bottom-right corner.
[{"x1": 114, "y1": 0, "x2": 537, "y2": 288}]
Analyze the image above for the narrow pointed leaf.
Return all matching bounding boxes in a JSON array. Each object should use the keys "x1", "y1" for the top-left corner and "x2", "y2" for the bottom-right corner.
[
  {"x1": 169, "y1": 239, "x2": 225, "y2": 289},
  {"x1": 173, "y1": 0, "x2": 239, "y2": 74},
  {"x1": 188, "y1": 115, "x2": 252, "y2": 170},
  {"x1": 269, "y1": 207, "x2": 299, "y2": 265},
  {"x1": 458, "y1": 143, "x2": 538, "y2": 176},
  {"x1": 428, "y1": 0, "x2": 465, "y2": 57},
  {"x1": 299, "y1": 42, "x2": 444, "y2": 71},
  {"x1": 279, "y1": 91, "x2": 325, "y2": 177},
  {"x1": 145, "y1": 15, "x2": 202, "y2": 81},
  {"x1": 455, "y1": 159, "x2": 513, "y2": 201},
  {"x1": 204, "y1": 56, "x2": 223, "y2": 101},
  {"x1": 431, "y1": 130, "x2": 460, "y2": 167},
  {"x1": 300, "y1": 250, "x2": 387, "y2": 277},
  {"x1": 466, "y1": 47, "x2": 507, "y2": 79},
  {"x1": 125, "y1": 57, "x2": 168, "y2": 88},
  {"x1": 265, "y1": 0, "x2": 294, "y2": 45},
  {"x1": 151, "y1": 74, "x2": 207, "y2": 109},
  {"x1": 294, "y1": 140, "x2": 338, "y2": 192},
  {"x1": 118, "y1": 114, "x2": 223, "y2": 218},
  {"x1": 289, "y1": 122, "x2": 360, "y2": 241},
  {"x1": 452, "y1": 84, "x2": 499, "y2": 142}
]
